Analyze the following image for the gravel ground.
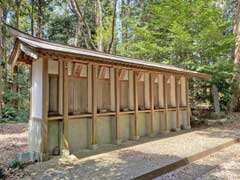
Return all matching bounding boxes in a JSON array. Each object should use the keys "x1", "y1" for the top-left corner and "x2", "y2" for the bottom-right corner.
[
  {"x1": 24, "y1": 122, "x2": 240, "y2": 180},
  {"x1": 155, "y1": 143, "x2": 240, "y2": 180},
  {"x1": 1, "y1": 118, "x2": 240, "y2": 180},
  {"x1": 0, "y1": 123, "x2": 28, "y2": 164}
]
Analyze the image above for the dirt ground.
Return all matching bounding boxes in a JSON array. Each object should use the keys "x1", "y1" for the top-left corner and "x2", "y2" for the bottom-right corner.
[
  {"x1": 0, "y1": 123, "x2": 28, "y2": 164},
  {"x1": 0, "y1": 113, "x2": 239, "y2": 179},
  {"x1": 0, "y1": 123, "x2": 28, "y2": 179}
]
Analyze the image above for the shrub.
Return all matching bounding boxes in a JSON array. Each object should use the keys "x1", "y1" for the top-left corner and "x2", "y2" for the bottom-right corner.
[{"x1": 8, "y1": 160, "x2": 24, "y2": 169}]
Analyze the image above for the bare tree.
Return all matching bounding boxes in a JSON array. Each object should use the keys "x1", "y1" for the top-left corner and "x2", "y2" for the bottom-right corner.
[
  {"x1": 95, "y1": 0, "x2": 103, "y2": 51},
  {"x1": 36, "y1": 0, "x2": 43, "y2": 38},
  {"x1": 0, "y1": 8, "x2": 3, "y2": 118},
  {"x1": 69, "y1": 0, "x2": 97, "y2": 50},
  {"x1": 108, "y1": 0, "x2": 117, "y2": 53},
  {"x1": 230, "y1": 0, "x2": 240, "y2": 111}
]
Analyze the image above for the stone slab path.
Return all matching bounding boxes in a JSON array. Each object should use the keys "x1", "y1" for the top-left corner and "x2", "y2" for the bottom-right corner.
[
  {"x1": 155, "y1": 143, "x2": 240, "y2": 180},
  {"x1": 25, "y1": 124, "x2": 240, "y2": 180}
]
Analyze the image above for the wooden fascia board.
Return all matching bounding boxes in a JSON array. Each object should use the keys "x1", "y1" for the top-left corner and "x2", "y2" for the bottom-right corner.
[
  {"x1": 8, "y1": 40, "x2": 21, "y2": 66},
  {"x1": 38, "y1": 49, "x2": 210, "y2": 80},
  {"x1": 9, "y1": 40, "x2": 39, "y2": 67},
  {"x1": 20, "y1": 43, "x2": 38, "y2": 60},
  {"x1": 40, "y1": 49, "x2": 211, "y2": 80}
]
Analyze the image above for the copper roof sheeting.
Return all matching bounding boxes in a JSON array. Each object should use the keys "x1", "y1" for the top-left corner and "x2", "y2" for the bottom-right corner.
[{"x1": 7, "y1": 24, "x2": 210, "y2": 80}]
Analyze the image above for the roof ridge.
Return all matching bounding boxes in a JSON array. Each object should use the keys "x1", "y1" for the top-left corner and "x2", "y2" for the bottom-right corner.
[
  {"x1": 4, "y1": 22, "x2": 210, "y2": 80},
  {"x1": 5, "y1": 23, "x2": 185, "y2": 69}
]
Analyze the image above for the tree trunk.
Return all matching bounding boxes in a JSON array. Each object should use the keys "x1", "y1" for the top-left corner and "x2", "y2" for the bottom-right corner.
[
  {"x1": 31, "y1": 0, "x2": 34, "y2": 36},
  {"x1": 230, "y1": 0, "x2": 240, "y2": 112},
  {"x1": 108, "y1": 0, "x2": 117, "y2": 53},
  {"x1": 74, "y1": 20, "x2": 81, "y2": 46},
  {"x1": 36, "y1": 0, "x2": 43, "y2": 38},
  {"x1": 0, "y1": 8, "x2": 3, "y2": 118},
  {"x1": 69, "y1": 0, "x2": 97, "y2": 50},
  {"x1": 212, "y1": 85, "x2": 220, "y2": 112},
  {"x1": 95, "y1": 0, "x2": 103, "y2": 52},
  {"x1": 15, "y1": 0, "x2": 21, "y2": 111},
  {"x1": 121, "y1": 0, "x2": 130, "y2": 47}
]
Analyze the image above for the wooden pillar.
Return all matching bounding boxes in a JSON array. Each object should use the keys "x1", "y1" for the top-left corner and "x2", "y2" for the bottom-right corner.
[
  {"x1": 87, "y1": 64, "x2": 92, "y2": 113},
  {"x1": 63, "y1": 61, "x2": 70, "y2": 154},
  {"x1": 128, "y1": 71, "x2": 134, "y2": 110},
  {"x1": 58, "y1": 60, "x2": 63, "y2": 115},
  {"x1": 42, "y1": 58, "x2": 49, "y2": 160},
  {"x1": 115, "y1": 68, "x2": 121, "y2": 144},
  {"x1": 29, "y1": 65, "x2": 32, "y2": 124},
  {"x1": 91, "y1": 65, "x2": 98, "y2": 149},
  {"x1": 163, "y1": 74, "x2": 169, "y2": 133},
  {"x1": 149, "y1": 73, "x2": 155, "y2": 136},
  {"x1": 175, "y1": 77, "x2": 180, "y2": 131},
  {"x1": 186, "y1": 78, "x2": 191, "y2": 129},
  {"x1": 133, "y1": 71, "x2": 139, "y2": 140},
  {"x1": 110, "y1": 68, "x2": 115, "y2": 111},
  {"x1": 144, "y1": 73, "x2": 150, "y2": 109}
]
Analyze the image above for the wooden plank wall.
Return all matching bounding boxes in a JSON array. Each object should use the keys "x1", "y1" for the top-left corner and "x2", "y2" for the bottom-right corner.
[{"x1": 46, "y1": 58, "x2": 191, "y2": 154}]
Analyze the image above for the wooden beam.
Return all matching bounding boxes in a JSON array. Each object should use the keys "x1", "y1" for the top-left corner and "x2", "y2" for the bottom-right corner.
[
  {"x1": 63, "y1": 61, "x2": 70, "y2": 153},
  {"x1": 115, "y1": 68, "x2": 120, "y2": 144},
  {"x1": 149, "y1": 73, "x2": 154, "y2": 136},
  {"x1": 42, "y1": 58, "x2": 49, "y2": 161},
  {"x1": 133, "y1": 71, "x2": 139, "y2": 140},
  {"x1": 175, "y1": 77, "x2": 180, "y2": 131},
  {"x1": 91, "y1": 65, "x2": 97, "y2": 147},
  {"x1": 186, "y1": 78, "x2": 191, "y2": 129},
  {"x1": 164, "y1": 74, "x2": 169, "y2": 132},
  {"x1": 39, "y1": 50, "x2": 210, "y2": 80}
]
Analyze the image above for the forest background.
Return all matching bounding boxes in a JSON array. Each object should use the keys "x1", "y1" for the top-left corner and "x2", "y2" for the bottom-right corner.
[{"x1": 0, "y1": 0, "x2": 240, "y2": 122}]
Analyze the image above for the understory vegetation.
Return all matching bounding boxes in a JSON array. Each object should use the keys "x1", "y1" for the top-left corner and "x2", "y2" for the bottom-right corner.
[{"x1": 0, "y1": 0, "x2": 239, "y2": 122}]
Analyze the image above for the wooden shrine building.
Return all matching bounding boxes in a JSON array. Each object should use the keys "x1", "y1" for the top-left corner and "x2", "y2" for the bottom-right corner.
[{"x1": 7, "y1": 25, "x2": 210, "y2": 161}]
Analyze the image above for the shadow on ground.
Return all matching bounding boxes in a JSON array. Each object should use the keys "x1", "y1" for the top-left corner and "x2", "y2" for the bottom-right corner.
[
  {"x1": 26, "y1": 123, "x2": 240, "y2": 180},
  {"x1": 26, "y1": 150, "x2": 216, "y2": 180}
]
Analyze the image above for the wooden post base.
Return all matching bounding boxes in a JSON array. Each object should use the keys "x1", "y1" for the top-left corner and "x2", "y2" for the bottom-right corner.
[
  {"x1": 132, "y1": 136, "x2": 140, "y2": 141},
  {"x1": 89, "y1": 144, "x2": 98, "y2": 150},
  {"x1": 182, "y1": 125, "x2": 191, "y2": 130},
  {"x1": 148, "y1": 132, "x2": 157, "y2": 138},
  {"x1": 115, "y1": 139, "x2": 122, "y2": 145},
  {"x1": 161, "y1": 130, "x2": 170, "y2": 134}
]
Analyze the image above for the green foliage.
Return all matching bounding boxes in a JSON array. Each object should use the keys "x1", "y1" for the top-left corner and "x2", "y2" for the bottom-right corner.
[
  {"x1": 0, "y1": 167, "x2": 5, "y2": 179},
  {"x1": 1, "y1": 66, "x2": 30, "y2": 122},
  {"x1": 8, "y1": 160, "x2": 24, "y2": 169},
  {"x1": 0, "y1": 0, "x2": 237, "y2": 121},
  {"x1": 117, "y1": 0, "x2": 235, "y2": 111}
]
